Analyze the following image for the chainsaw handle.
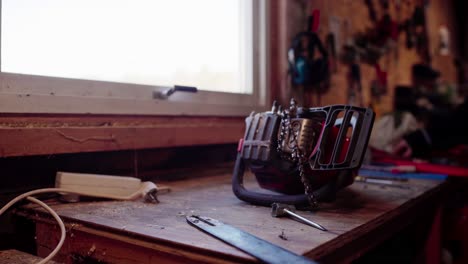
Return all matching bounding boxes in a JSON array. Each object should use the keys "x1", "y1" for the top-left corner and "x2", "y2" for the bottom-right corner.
[{"x1": 232, "y1": 153, "x2": 349, "y2": 207}]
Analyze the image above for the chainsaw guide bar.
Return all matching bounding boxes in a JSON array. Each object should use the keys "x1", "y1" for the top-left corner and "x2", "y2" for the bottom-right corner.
[{"x1": 186, "y1": 215, "x2": 317, "y2": 264}]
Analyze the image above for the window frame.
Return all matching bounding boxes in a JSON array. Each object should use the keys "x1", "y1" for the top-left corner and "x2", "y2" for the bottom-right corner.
[{"x1": 0, "y1": 0, "x2": 270, "y2": 116}]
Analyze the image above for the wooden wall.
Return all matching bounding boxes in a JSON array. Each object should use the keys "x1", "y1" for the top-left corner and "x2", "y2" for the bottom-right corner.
[{"x1": 270, "y1": 0, "x2": 459, "y2": 116}]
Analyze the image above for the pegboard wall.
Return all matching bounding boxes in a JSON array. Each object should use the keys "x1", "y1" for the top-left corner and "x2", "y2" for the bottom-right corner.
[{"x1": 270, "y1": 0, "x2": 458, "y2": 116}]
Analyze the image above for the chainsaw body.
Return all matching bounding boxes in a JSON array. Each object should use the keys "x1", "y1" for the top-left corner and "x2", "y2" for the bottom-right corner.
[{"x1": 232, "y1": 101, "x2": 375, "y2": 207}]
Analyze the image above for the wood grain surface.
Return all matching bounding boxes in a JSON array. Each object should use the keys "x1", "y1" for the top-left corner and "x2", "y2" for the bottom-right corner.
[
  {"x1": 0, "y1": 115, "x2": 244, "y2": 157},
  {"x1": 0, "y1": 249, "x2": 59, "y2": 264},
  {"x1": 20, "y1": 174, "x2": 446, "y2": 263}
]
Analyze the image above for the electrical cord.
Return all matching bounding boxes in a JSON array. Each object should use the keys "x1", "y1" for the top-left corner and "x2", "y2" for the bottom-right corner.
[{"x1": 0, "y1": 181, "x2": 158, "y2": 263}]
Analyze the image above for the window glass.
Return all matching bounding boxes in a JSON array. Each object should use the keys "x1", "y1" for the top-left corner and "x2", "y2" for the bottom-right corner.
[{"x1": 1, "y1": 0, "x2": 253, "y2": 94}]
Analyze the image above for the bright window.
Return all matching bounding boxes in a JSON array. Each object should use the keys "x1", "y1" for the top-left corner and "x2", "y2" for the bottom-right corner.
[{"x1": 0, "y1": 0, "x2": 268, "y2": 116}]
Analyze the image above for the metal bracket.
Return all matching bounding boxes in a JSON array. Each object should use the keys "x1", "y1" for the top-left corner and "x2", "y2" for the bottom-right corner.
[{"x1": 153, "y1": 85, "x2": 197, "y2": 100}]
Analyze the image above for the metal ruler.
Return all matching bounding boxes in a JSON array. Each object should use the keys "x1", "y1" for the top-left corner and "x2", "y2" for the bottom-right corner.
[{"x1": 186, "y1": 215, "x2": 317, "y2": 264}]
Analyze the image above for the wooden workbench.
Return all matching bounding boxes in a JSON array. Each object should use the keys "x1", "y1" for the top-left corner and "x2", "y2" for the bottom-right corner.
[{"x1": 17, "y1": 174, "x2": 447, "y2": 263}]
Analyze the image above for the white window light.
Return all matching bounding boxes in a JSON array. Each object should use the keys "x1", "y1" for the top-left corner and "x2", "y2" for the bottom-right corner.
[{"x1": 0, "y1": 0, "x2": 269, "y2": 116}]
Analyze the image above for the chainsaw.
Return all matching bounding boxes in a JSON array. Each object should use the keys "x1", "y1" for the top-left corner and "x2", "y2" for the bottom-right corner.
[{"x1": 232, "y1": 99, "x2": 375, "y2": 208}]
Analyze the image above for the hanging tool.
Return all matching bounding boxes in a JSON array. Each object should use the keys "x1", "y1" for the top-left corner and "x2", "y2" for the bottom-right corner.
[
  {"x1": 271, "y1": 203, "x2": 327, "y2": 231},
  {"x1": 186, "y1": 215, "x2": 317, "y2": 264}
]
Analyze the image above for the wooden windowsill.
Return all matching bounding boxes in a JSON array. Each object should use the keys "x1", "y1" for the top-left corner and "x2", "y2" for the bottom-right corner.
[{"x1": 0, "y1": 114, "x2": 245, "y2": 157}]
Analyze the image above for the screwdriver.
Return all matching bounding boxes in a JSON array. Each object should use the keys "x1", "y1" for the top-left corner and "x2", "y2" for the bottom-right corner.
[{"x1": 271, "y1": 203, "x2": 327, "y2": 231}]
